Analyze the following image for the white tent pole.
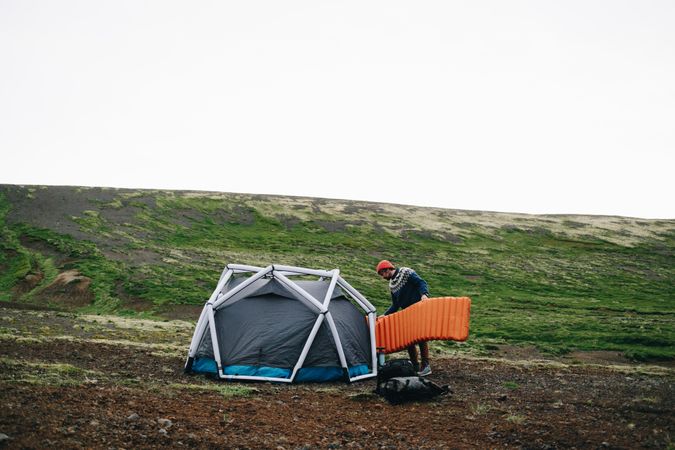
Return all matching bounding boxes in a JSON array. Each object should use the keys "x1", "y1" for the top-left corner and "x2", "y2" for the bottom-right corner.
[
  {"x1": 367, "y1": 311, "x2": 378, "y2": 375},
  {"x1": 273, "y1": 264, "x2": 333, "y2": 278},
  {"x1": 208, "y1": 268, "x2": 234, "y2": 304},
  {"x1": 322, "y1": 269, "x2": 340, "y2": 308},
  {"x1": 227, "y1": 264, "x2": 325, "y2": 277},
  {"x1": 212, "y1": 265, "x2": 274, "y2": 309},
  {"x1": 187, "y1": 268, "x2": 234, "y2": 359},
  {"x1": 216, "y1": 265, "x2": 230, "y2": 284},
  {"x1": 227, "y1": 263, "x2": 265, "y2": 273},
  {"x1": 219, "y1": 374, "x2": 293, "y2": 383},
  {"x1": 336, "y1": 279, "x2": 371, "y2": 313},
  {"x1": 274, "y1": 272, "x2": 325, "y2": 313},
  {"x1": 324, "y1": 312, "x2": 349, "y2": 375},
  {"x1": 289, "y1": 314, "x2": 326, "y2": 381},
  {"x1": 207, "y1": 304, "x2": 223, "y2": 374},
  {"x1": 350, "y1": 373, "x2": 377, "y2": 382},
  {"x1": 337, "y1": 278, "x2": 377, "y2": 312}
]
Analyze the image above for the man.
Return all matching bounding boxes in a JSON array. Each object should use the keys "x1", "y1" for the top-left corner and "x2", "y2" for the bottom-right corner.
[{"x1": 376, "y1": 260, "x2": 432, "y2": 376}]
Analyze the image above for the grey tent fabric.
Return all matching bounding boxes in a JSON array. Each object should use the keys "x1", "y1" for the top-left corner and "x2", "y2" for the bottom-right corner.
[
  {"x1": 216, "y1": 294, "x2": 317, "y2": 367},
  {"x1": 317, "y1": 297, "x2": 371, "y2": 366}
]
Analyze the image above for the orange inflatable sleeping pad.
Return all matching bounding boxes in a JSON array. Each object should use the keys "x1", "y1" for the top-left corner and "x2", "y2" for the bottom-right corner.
[{"x1": 374, "y1": 297, "x2": 471, "y2": 354}]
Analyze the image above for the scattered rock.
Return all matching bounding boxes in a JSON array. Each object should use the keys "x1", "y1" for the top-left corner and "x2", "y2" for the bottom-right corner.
[
  {"x1": 0, "y1": 433, "x2": 10, "y2": 443},
  {"x1": 157, "y1": 418, "x2": 173, "y2": 429},
  {"x1": 127, "y1": 413, "x2": 140, "y2": 421}
]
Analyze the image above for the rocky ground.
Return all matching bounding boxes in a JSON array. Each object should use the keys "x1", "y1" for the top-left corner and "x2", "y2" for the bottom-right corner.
[{"x1": 0, "y1": 302, "x2": 673, "y2": 449}]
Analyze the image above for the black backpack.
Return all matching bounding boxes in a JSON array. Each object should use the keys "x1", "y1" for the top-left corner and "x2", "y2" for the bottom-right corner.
[
  {"x1": 375, "y1": 359, "x2": 449, "y2": 404},
  {"x1": 378, "y1": 376, "x2": 449, "y2": 404},
  {"x1": 376, "y1": 358, "x2": 416, "y2": 385}
]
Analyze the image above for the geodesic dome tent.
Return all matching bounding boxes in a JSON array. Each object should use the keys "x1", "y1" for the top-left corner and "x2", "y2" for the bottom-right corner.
[{"x1": 185, "y1": 264, "x2": 378, "y2": 383}]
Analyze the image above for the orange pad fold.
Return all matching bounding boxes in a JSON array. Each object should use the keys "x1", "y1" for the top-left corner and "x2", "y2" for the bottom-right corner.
[{"x1": 375, "y1": 297, "x2": 471, "y2": 354}]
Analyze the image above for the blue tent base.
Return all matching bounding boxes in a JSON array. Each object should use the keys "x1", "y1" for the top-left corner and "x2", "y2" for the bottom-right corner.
[{"x1": 191, "y1": 358, "x2": 370, "y2": 382}]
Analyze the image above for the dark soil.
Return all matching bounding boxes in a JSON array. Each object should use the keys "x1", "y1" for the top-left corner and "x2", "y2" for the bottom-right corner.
[{"x1": 0, "y1": 303, "x2": 673, "y2": 449}]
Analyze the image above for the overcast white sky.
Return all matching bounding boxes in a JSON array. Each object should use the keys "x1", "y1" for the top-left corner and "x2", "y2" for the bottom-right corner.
[{"x1": 1, "y1": 1, "x2": 673, "y2": 218}]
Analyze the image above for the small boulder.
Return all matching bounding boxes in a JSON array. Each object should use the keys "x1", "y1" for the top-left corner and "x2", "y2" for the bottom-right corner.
[{"x1": 157, "y1": 418, "x2": 173, "y2": 429}]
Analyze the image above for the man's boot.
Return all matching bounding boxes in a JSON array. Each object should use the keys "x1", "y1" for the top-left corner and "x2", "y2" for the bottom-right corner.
[{"x1": 418, "y1": 360, "x2": 432, "y2": 376}]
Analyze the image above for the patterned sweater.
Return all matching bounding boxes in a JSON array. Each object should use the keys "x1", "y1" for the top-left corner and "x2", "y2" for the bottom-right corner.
[{"x1": 384, "y1": 267, "x2": 430, "y2": 316}]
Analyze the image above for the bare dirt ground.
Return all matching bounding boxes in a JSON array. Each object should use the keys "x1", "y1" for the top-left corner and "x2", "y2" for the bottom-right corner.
[{"x1": 0, "y1": 302, "x2": 673, "y2": 449}]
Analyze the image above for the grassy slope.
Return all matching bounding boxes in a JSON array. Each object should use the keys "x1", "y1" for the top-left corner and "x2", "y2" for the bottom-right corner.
[{"x1": 1, "y1": 185, "x2": 673, "y2": 361}]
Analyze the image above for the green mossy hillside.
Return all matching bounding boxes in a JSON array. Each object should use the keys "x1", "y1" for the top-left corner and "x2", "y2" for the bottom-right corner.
[{"x1": 1, "y1": 185, "x2": 673, "y2": 361}]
